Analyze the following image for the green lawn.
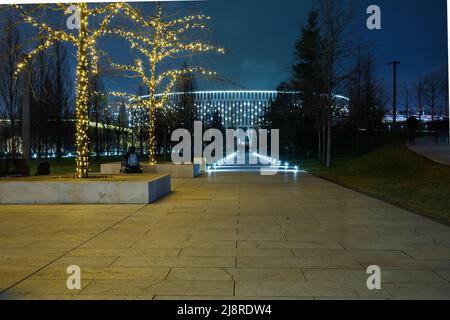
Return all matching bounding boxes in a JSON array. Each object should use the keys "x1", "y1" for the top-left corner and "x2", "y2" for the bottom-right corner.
[
  {"x1": 301, "y1": 142, "x2": 450, "y2": 226},
  {"x1": 29, "y1": 154, "x2": 156, "y2": 175},
  {"x1": 29, "y1": 157, "x2": 123, "y2": 175}
]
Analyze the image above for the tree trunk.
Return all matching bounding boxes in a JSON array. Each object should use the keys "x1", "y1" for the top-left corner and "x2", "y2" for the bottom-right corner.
[
  {"x1": 139, "y1": 128, "x2": 143, "y2": 156},
  {"x1": 56, "y1": 117, "x2": 62, "y2": 162},
  {"x1": 321, "y1": 121, "x2": 326, "y2": 163},
  {"x1": 75, "y1": 5, "x2": 90, "y2": 178},
  {"x1": 95, "y1": 112, "x2": 100, "y2": 162},
  {"x1": 106, "y1": 129, "x2": 110, "y2": 155},
  {"x1": 326, "y1": 115, "x2": 332, "y2": 168},
  {"x1": 356, "y1": 123, "x2": 360, "y2": 155},
  {"x1": 148, "y1": 104, "x2": 156, "y2": 164},
  {"x1": 317, "y1": 126, "x2": 322, "y2": 160},
  {"x1": 163, "y1": 128, "x2": 167, "y2": 162}
]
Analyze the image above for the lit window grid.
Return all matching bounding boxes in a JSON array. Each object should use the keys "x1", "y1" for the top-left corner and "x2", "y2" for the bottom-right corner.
[
  {"x1": 152, "y1": 90, "x2": 284, "y2": 128},
  {"x1": 129, "y1": 90, "x2": 346, "y2": 128}
]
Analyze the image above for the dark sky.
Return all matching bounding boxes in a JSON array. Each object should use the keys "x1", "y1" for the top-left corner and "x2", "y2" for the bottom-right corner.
[
  {"x1": 6, "y1": 0, "x2": 447, "y2": 108},
  {"x1": 103, "y1": 0, "x2": 448, "y2": 106}
]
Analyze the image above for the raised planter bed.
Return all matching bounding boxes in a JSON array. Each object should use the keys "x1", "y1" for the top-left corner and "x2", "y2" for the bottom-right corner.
[
  {"x1": 100, "y1": 162, "x2": 201, "y2": 178},
  {"x1": 0, "y1": 174, "x2": 170, "y2": 204}
]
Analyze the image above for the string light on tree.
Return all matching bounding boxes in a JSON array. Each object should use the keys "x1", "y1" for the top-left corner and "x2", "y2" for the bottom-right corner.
[
  {"x1": 109, "y1": 2, "x2": 224, "y2": 164},
  {"x1": 13, "y1": 2, "x2": 144, "y2": 178}
]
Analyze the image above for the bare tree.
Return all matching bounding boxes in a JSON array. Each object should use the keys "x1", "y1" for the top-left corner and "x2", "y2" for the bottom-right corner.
[
  {"x1": 52, "y1": 41, "x2": 72, "y2": 161},
  {"x1": 109, "y1": 2, "x2": 224, "y2": 164},
  {"x1": 30, "y1": 36, "x2": 50, "y2": 159},
  {"x1": 14, "y1": 2, "x2": 145, "y2": 177},
  {"x1": 117, "y1": 99, "x2": 128, "y2": 154},
  {"x1": 403, "y1": 82, "x2": 410, "y2": 117},
  {"x1": 176, "y1": 62, "x2": 198, "y2": 135},
  {"x1": 89, "y1": 71, "x2": 107, "y2": 161},
  {"x1": 415, "y1": 77, "x2": 424, "y2": 121},
  {"x1": 317, "y1": 0, "x2": 353, "y2": 167},
  {"x1": 0, "y1": 17, "x2": 22, "y2": 159},
  {"x1": 133, "y1": 83, "x2": 149, "y2": 156},
  {"x1": 424, "y1": 71, "x2": 442, "y2": 123},
  {"x1": 347, "y1": 47, "x2": 386, "y2": 153},
  {"x1": 437, "y1": 67, "x2": 449, "y2": 119}
]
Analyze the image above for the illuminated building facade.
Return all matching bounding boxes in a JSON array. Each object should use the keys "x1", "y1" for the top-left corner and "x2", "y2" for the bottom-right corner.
[{"x1": 154, "y1": 90, "x2": 296, "y2": 128}]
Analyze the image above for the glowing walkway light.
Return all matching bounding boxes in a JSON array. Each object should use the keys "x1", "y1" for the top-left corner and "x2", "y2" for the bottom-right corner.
[{"x1": 207, "y1": 152, "x2": 303, "y2": 174}]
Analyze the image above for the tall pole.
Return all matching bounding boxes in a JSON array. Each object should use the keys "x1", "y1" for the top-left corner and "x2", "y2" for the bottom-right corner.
[{"x1": 389, "y1": 61, "x2": 400, "y2": 133}]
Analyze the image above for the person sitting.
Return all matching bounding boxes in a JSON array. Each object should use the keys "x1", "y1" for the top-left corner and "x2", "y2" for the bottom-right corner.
[{"x1": 122, "y1": 146, "x2": 142, "y2": 173}]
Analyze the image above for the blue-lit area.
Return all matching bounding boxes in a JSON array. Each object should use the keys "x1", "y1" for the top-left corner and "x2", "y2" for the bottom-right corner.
[
  {"x1": 206, "y1": 152, "x2": 303, "y2": 174},
  {"x1": 138, "y1": 90, "x2": 350, "y2": 129},
  {"x1": 154, "y1": 90, "x2": 293, "y2": 128}
]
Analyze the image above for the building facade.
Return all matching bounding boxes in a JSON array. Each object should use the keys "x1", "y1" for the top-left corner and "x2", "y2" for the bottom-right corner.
[{"x1": 154, "y1": 90, "x2": 291, "y2": 128}]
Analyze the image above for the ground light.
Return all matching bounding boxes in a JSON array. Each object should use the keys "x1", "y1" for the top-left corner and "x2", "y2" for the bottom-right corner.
[{"x1": 207, "y1": 152, "x2": 302, "y2": 174}]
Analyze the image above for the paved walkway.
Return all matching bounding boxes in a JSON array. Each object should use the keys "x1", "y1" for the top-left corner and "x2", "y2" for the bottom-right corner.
[
  {"x1": 408, "y1": 136, "x2": 450, "y2": 165},
  {"x1": 1, "y1": 173, "x2": 450, "y2": 300}
]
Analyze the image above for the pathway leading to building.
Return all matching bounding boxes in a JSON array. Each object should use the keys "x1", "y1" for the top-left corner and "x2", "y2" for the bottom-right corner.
[
  {"x1": 1, "y1": 172, "x2": 450, "y2": 299},
  {"x1": 408, "y1": 136, "x2": 450, "y2": 165}
]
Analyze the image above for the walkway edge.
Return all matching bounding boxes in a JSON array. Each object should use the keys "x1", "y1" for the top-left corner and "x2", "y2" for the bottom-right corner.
[{"x1": 306, "y1": 171, "x2": 450, "y2": 228}]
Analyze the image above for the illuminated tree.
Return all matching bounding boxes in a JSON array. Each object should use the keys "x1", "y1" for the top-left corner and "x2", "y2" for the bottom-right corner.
[
  {"x1": 110, "y1": 3, "x2": 224, "y2": 164},
  {"x1": 13, "y1": 2, "x2": 141, "y2": 177}
]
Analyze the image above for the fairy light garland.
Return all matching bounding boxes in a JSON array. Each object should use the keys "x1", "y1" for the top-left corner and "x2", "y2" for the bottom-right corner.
[
  {"x1": 14, "y1": 2, "x2": 223, "y2": 172},
  {"x1": 110, "y1": 3, "x2": 224, "y2": 164},
  {"x1": 13, "y1": 2, "x2": 146, "y2": 178}
]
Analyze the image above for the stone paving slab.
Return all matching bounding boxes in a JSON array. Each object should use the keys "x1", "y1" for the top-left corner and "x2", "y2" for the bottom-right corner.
[
  {"x1": 0, "y1": 175, "x2": 171, "y2": 204},
  {"x1": 0, "y1": 172, "x2": 449, "y2": 299}
]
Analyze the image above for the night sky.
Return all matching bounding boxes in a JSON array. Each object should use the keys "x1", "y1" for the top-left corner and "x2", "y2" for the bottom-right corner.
[
  {"x1": 105, "y1": 0, "x2": 448, "y2": 107},
  {"x1": 7, "y1": 0, "x2": 449, "y2": 108}
]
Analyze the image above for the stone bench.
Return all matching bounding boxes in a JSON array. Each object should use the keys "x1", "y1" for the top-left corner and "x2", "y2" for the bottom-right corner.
[
  {"x1": 101, "y1": 162, "x2": 201, "y2": 178},
  {"x1": 0, "y1": 174, "x2": 170, "y2": 204}
]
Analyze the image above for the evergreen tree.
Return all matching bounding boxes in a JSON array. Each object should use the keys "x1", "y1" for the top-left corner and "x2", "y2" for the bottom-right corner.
[
  {"x1": 259, "y1": 82, "x2": 303, "y2": 159},
  {"x1": 292, "y1": 10, "x2": 325, "y2": 160}
]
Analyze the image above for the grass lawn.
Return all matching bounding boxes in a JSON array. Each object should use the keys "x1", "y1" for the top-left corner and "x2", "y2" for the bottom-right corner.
[
  {"x1": 29, "y1": 157, "x2": 123, "y2": 175},
  {"x1": 28, "y1": 154, "x2": 156, "y2": 175},
  {"x1": 301, "y1": 142, "x2": 450, "y2": 226}
]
